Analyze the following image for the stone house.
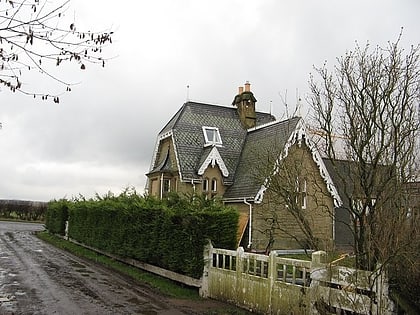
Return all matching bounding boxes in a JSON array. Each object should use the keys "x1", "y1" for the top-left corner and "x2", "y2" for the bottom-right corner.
[{"x1": 146, "y1": 83, "x2": 347, "y2": 252}]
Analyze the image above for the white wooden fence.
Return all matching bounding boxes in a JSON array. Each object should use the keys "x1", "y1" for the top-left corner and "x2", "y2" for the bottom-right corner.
[
  {"x1": 200, "y1": 243, "x2": 395, "y2": 315},
  {"x1": 64, "y1": 229, "x2": 395, "y2": 314}
]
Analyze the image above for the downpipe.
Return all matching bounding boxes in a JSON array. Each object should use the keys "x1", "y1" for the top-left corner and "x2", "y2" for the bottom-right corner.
[{"x1": 244, "y1": 198, "x2": 252, "y2": 249}]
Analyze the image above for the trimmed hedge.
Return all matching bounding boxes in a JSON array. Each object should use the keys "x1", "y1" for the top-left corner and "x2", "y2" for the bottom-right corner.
[
  {"x1": 47, "y1": 191, "x2": 238, "y2": 279},
  {"x1": 45, "y1": 199, "x2": 69, "y2": 235}
]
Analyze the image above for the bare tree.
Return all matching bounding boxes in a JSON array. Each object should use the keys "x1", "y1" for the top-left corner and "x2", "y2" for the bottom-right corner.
[
  {"x1": 308, "y1": 32, "x2": 420, "y2": 309},
  {"x1": 1, "y1": 0, "x2": 113, "y2": 102}
]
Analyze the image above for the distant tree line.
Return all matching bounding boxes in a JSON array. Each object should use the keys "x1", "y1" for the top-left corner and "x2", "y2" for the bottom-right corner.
[{"x1": 0, "y1": 199, "x2": 47, "y2": 221}]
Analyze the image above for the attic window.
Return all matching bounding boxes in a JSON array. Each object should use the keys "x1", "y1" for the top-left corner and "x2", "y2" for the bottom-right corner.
[{"x1": 202, "y1": 127, "x2": 222, "y2": 146}]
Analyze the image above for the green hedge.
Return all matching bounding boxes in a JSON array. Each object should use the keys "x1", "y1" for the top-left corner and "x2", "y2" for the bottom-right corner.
[
  {"x1": 47, "y1": 191, "x2": 238, "y2": 279},
  {"x1": 45, "y1": 199, "x2": 69, "y2": 234}
]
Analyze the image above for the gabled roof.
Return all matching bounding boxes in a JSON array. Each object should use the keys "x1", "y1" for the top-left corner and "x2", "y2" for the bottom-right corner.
[
  {"x1": 223, "y1": 117, "x2": 302, "y2": 199},
  {"x1": 223, "y1": 117, "x2": 343, "y2": 207},
  {"x1": 150, "y1": 101, "x2": 275, "y2": 184}
]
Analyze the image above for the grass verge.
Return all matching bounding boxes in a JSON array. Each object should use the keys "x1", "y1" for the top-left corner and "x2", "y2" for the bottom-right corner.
[{"x1": 36, "y1": 231, "x2": 199, "y2": 299}]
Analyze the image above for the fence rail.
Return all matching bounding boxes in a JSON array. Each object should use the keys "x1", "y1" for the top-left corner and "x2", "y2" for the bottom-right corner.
[{"x1": 201, "y1": 244, "x2": 394, "y2": 314}]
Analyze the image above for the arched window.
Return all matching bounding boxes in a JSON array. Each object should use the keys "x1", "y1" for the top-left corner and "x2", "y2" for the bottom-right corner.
[
  {"x1": 211, "y1": 178, "x2": 217, "y2": 193},
  {"x1": 202, "y1": 178, "x2": 209, "y2": 192},
  {"x1": 295, "y1": 177, "x2": 307, "y2": 209}
]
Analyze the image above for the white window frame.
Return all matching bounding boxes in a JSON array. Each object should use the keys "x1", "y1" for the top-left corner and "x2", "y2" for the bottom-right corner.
[
  {"x1": 295, "y1": 177, "x2": 307, "y2": 209},
  {"x1": 202, "y1": 178, "x2": 209, "y2": 192},
  {"x1": 211, "y1": 178, "x2": 217, "y2": 192},
  {"x1": 202, "y1": 126, "x2": 222, "y2": 147},
  {"x1": 301, "y1": 179, "x2": 307, "y2": 209},
  {"x1": 163, "y1": 178, "x2": 171, "y2": 193}
]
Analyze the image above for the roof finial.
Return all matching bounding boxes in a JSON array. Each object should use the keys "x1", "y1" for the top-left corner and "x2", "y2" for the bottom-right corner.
[{"x1": 186, "y1": 84, "x2": 190, "y2": 102}]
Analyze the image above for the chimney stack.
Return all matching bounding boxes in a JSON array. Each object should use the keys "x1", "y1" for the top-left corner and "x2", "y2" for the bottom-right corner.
[{"x1": 232, "y1": 81, "x2": 257, "y2": 129}]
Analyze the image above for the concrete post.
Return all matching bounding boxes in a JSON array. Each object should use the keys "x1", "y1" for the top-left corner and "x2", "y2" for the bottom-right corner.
[
  {"x1": 268, "y1": 250, "x2": 277, "y2": 314},
  {"x1": 310, "y1": 251, "x2": 327, "y2": 314},
  {"x1": 65, "y1": 220, "x2": 69, "y2": 240},
  {"x1": 236, "y1": 247, "x2": 244, "y2": 302},
  {"x1": 199, "y1": 240, "x2": 213, "y2": 298}
]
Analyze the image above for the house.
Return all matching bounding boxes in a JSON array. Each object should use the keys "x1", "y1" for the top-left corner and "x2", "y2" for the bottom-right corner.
[{"x1": 146, "y1": 82, "x2": 348, "y2": 252}]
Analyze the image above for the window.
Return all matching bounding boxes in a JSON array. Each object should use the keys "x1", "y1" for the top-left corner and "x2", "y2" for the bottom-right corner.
[
  {"x1": 202, "y1": 178, "x2": 209, "y2": 192},
  {"x1": 301, "y1": 179, "x2": 307, "y2": 209},
  {"x1": 163, "y1": 179, "x2": 170, "y2": 193},
  {"x1": 211, "y1": 178, "x2": 217, "y2": 193},
  {"x1": 296, "y1": 177, "x2": 307, "y2": 209},
  {"x1": 202, "y1": 127, "x2": 222, "y2": 146}
]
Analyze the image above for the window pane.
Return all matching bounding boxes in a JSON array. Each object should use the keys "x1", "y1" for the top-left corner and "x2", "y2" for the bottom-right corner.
[
  {"x1": 203, "y1": 127, "x2": 222, "y2": 145},
  {"x1": 211, "y1": 178, "x2": 217, "y2": 192},
  {"x1": 206, "y1": 129, "x2": 214, "y2": 141},
  {"x1": 203, "y1": 178, "x2": 209, "y2": 191}
]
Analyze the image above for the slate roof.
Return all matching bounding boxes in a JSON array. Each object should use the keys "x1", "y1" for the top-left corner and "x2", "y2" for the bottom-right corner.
[
  {"x1": 223, "y1": 117, "x2": 302, "y2": 199},
  {"x1": 153, "y1": 101, "x2": 275, "y2": 184},
  {"x1": 322, "y1": 158, "x2": 354, "y2": 206}
]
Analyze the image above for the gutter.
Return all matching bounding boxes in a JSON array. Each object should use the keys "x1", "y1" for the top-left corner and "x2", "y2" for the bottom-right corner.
[{"x1": 182, "y1": 177, "x2": 202, "y2": 194}]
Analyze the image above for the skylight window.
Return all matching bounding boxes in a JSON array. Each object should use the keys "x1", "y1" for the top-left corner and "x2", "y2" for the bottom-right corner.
[{"x1": 202, "y1": 127, "x2": 222, "y2": 146}]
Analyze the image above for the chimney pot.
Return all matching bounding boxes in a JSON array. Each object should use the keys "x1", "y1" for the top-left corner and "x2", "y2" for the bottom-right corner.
[
  {"x1": 244, "y1": 81, "x2": 251, "y2": 92},
  {"x1": 238, "y1": 86, "x2": 244, "y2": 94}
]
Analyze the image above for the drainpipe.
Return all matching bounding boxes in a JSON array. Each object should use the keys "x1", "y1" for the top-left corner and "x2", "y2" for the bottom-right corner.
[
  {"x1": 191, "y1": 179, "x2": 196, "y2": 193},
  {"x1": 332, "y1": 207, "x2": 336, "y2": 241},
  {"x1": 244, "y1": 198, "x2": 252, "y2": 249}
]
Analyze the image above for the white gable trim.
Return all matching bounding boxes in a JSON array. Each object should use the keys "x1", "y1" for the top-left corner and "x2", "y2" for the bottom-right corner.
[
  {"x1": 148, "y1": 130, "x2": 183, "y2": 180},
  {"x1": 254, "y1": 119, "x2": 342, "y2": 207},
  {"x1": 149, "y1": 130, "x2": 174, "y2": 173},
  {"x1": 198, "y1": 147, "x2": 229, "y2": 177}
]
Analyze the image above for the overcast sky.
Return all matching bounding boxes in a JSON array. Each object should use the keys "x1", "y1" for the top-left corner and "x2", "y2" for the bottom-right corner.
[{"x1": 1, "y1": 0, "x2": 419, "y2": 201}]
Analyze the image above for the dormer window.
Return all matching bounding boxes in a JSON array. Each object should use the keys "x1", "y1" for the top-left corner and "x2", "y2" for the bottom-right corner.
[{"x1": 202, "y1": 126, "x2": 222, "y2": 147}]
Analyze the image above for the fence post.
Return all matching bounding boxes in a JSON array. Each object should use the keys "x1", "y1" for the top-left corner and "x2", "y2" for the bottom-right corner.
[
  {"x1": 235, "y1": 247, "x2": 244, "y2": 302},
  {"x1": 373, "y1": 266, "x2": 395, "y2": 315},
  {"x1": 268, "y1": 250, "x2": 277, "y2": 314},
  {"x1": 199, "y1": 240, "x2": 213, "y2": 298},
  {"x1": 310, "y1": 251, "x2": 327, "y2": 314},
  {"x1": 65, "y1": 220, "x2": 69, "y2": 240}
]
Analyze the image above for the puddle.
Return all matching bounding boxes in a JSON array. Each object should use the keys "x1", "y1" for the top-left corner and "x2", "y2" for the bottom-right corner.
[
  {"x1": 71, "y1": 262, "x2": 86, "y2": 269},
  {"x1": 0, "y1": 295, "x2": 15, "y2": 303}
]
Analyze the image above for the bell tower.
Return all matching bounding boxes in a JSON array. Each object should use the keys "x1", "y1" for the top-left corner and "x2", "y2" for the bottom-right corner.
[{"x1": 232, "y1": 81, "x2": 257, "y2": 129}]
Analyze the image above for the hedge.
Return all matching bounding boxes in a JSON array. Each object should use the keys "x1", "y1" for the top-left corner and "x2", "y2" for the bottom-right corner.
[
  {"x1": 47, "y1": 191, "x2": 238, "y2": 279},
  {"x1": 45, "y1": 199, "x2": 69, "y2": 234}
]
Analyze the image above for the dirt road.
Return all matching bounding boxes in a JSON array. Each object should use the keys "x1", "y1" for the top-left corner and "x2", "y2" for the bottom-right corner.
[{"x1": 0, "y1": 221, "x2": 244, "y2": 314}]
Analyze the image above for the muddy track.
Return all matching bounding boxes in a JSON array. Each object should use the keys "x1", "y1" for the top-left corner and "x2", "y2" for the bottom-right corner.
[{"x1": 0, "y1": 221, "x2": 243, "y2": 315}]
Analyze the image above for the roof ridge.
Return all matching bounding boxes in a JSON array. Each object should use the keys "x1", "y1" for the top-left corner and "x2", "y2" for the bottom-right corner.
[{"x1": 247, "y1": 116, "x2": 301, "y2": 133}]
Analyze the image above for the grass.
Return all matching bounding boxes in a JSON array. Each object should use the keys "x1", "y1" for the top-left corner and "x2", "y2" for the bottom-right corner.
[{"x1": 36, "y1": 231, "x2": 199, "y2": 299}]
